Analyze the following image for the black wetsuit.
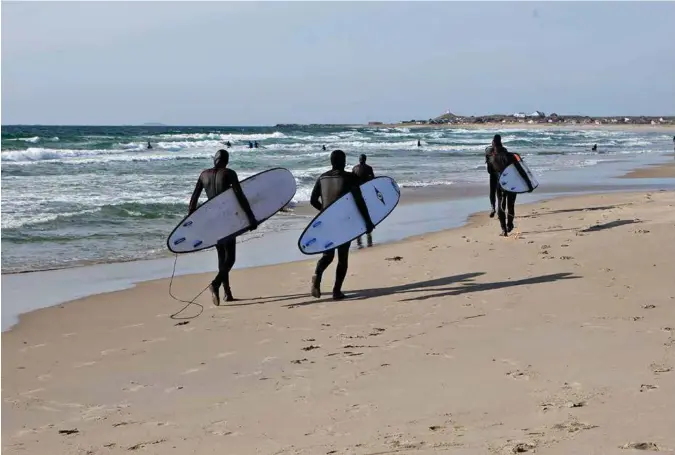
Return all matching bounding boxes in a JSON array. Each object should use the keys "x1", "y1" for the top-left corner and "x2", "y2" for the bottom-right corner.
[
  {"x1": 189, "y1": 167, "x2": 255, "y2": 296},
  {"x1": 310, "y1": 169, "x2": 371, "y2": 294},
  {"x1": 485, "y1": 146, "x2": 499, "y2": 212},
  {"x1": 487, "y1": 148, "x2": 518, "y2": 233},
  {"x1": 352, "y1": 163, "x2": 375, "y2": 247}
]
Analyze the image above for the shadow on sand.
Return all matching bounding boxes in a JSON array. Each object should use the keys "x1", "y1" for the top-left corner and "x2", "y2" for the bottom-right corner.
[{"x1": 257, "y1": 271, "x2": 580, "y2": 308}]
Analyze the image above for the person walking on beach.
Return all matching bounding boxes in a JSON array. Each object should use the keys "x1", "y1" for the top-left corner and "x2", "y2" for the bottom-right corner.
[
  {"x1": 484, "y1": 142, "x2": 499, "y2": 218},
  {"x1": 486, "y1": 134, "x2": 519, "y2": 236},
  {"x1": 352, "y1": 153, "x2": 375, "y2": 248},
  {"x1": 188, "y1": 149, "x2": 258, "y2": 305},
  {"x1": 310, "y1": 150, "x2": 375, "y2": 300}
]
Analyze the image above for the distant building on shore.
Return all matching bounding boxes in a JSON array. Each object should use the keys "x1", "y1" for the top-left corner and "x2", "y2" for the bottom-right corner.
[{"x1": 368, "y1": 121, "x2": 383, "y2": 125}]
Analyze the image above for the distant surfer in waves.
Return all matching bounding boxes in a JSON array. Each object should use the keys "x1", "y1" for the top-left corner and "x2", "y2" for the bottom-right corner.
[
  {"x1": 592, "y1": 144, "x2": 597, "y2": 152},
  {"x1": 417, "y1": 139, "x2": 421, "y2": 147},
  {"x1": 226, "y1": 141, "x2": 232, "y2": 148},
  {"x1": 188, "y1": 149, "x2": 258, "y2": 305},
  {"x1": 147, "y1": 141, "x2": 152, "y2": 150},
  {"x1": 310, "y1": 150, "x2": 375, "y2": 300},
  {"x1": 352, "y1": 153, "x2": 375, "y2": 248},
  {"x1": 322, "y1": 145, "x2": 327, "y2": 151},
  {"x1": 487, "y1": 134, "x2": 519, "y2": 236}
]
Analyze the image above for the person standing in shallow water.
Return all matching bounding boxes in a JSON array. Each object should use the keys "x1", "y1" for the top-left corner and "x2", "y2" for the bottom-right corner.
[
  {"x1": 188, "y1": 149, "x2": 258, "y2": 305},
  {"x1": 352, "y1": 153, "x2": 375, "y2": 248},
  {"x1": 486, "y1": 134, "x2": 519, "y2": 236},
  {"x1": 310, "y1": 150, "x2": 375, "y2": 300}
]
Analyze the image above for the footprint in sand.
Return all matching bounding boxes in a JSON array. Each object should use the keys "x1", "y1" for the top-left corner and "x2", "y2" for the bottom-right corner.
[
  {"x1": 216, "y1": 352, "x2": 236, "y2": 359},
  {"x1": 164, "y1": 386, "x2": 184, "y2": 393},
  {"x1": 142, "y1": 337, "x2": 167, "y2": 344},
  {"x1": 123, "y1": 383, "x2": 148, "y2": 393},
  {"x1": 205, "y1": 420, "x2": 234, "y2": 436},
  {"x1": 74, "y1": 361, "x2": 97, "y2": 368},
  {"x1": 181, "y1": 367, "x2": 204, "y2": 375},
  {"x1": 20, "y1": 388, "x2": 46, "y2": 396},
  {"x1": 37, "y1": 374, "x2": 52, "y2": 382},
  {"x1": 19, "y1": 343, "x2": 47, "y2": 353},
  {"x1": 650, "y1": 364, "x2": 672, "y2": 374},
  {"x1": 62, "y1": 332, "x2": 76, "y2": 338},
  {"x1": 120, "y1": 323, "x2": 145, "y2": 330},
  {"x1": 101, "y1": 347, "x2": 122, "y2": 356}
]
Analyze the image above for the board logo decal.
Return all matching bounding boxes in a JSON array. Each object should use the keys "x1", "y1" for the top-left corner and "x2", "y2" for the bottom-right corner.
[
  {"x1": 182, "y1": 220, "x2": 193, "y2": 227},
  {"x1": 324, "y1": 241, "x2": 334, "y2": 248},
  {"x1": 174, "y1": 237, "x2": 186, "y2": 245},
  {"x1": 193, "y1": 240, "x2": 203, "y2": 248},
  {"x1": 374, "y1": 187, "x2": 385, "y2": 205},
  {"x1": 312, "y1": 220, "x2": 322, "y2": 228}
]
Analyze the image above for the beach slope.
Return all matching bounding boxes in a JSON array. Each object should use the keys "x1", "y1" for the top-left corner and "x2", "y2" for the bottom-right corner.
[{"x1": 3, "y1": 191, "x2": 675, "y2": 454}]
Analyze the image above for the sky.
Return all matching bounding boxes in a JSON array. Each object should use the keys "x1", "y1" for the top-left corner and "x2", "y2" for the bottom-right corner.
[{"x1": 2, "y1": 1, "x2": 675, "y2": 126}]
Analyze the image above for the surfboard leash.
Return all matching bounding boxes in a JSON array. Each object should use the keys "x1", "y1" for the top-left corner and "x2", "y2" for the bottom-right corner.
[{"x1": 167, "y1": 254, "x2": 207, "y2": 321}]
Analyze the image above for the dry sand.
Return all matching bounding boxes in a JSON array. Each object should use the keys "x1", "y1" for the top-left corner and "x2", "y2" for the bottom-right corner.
[{"x1": 3, "y1": 190, "x2": 675, "y2": 454}]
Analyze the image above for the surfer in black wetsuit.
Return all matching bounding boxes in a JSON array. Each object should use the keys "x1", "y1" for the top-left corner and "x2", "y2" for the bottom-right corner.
[
  {"x1": 484, "y1": 141, "x2": 499, "y2": 218},
  {"x1": 352, "y1": 154, "x2": 375, "y2": 248},
  {"x1": 310, "y1": 150, "x2": 375, "y2": 300},
  {"x1": 487, "y1": 134, "x2": 519, "y2": 236},
  {"x1": 188, "y1": 149, "x2": 258, "y2": 305},
  {"x1": 147, "y1": 141, "x2": 152, "y2": 150}
]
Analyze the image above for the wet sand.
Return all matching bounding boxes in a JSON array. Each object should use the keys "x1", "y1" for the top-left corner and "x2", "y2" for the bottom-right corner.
[
  {"x1": 3, "y1": 190, "x2": 675, "y2": 454},
  {"x1": 622, "y1": 160, "x2": 675, "y2": 179}
]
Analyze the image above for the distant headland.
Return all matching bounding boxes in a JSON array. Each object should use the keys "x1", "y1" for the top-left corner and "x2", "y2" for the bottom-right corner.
[{"x1": 276, "y1": 111, "x2": 675, "y2": 129}]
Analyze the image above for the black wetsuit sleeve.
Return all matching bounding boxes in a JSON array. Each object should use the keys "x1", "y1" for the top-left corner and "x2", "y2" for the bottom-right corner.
[
  {"x1": 188, "y1": 174, "x2": 204, "y2": 214},
  {"x1": 368, "y1": 165, "x2": 375, "y2": 180},
  {"x1": 229, "y1": 170, "x2": 257, "y2": 222},
  {"x1": 349, "y1": 175, "x2": 374, "y2": 229},
  {"x1": 310, "y1": 178, "x2": 323, "y2": 211}
]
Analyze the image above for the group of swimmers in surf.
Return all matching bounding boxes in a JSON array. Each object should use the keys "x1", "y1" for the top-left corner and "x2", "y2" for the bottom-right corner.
[{"x1": 188, "y1": 133, "x2": 521, "y2": 306}]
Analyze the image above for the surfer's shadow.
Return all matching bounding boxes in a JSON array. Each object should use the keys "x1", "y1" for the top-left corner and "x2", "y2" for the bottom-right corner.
[
  {"x1": 398, "y1": 272, "x2": 580, "y2": 302},
  {"x1": 280, "y1": 272, "x2": 486, "y2": 308}
]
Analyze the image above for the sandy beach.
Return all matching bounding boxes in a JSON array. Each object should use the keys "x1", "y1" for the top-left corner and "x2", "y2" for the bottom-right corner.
[{"x1": 3, "y1": 186, "x2": 675, "y2": 454}]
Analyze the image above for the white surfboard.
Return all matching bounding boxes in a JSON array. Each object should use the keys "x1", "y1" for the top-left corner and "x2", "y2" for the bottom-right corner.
[
  {"x1": 298, "y1": 176, "x2": 401, "y2": 255},
  {"x1": 167, "y1": 168, "x2": 297, "y2": 254},
  {"x1": 499, "y1": 158, "x2": 539, "y2": 193}
]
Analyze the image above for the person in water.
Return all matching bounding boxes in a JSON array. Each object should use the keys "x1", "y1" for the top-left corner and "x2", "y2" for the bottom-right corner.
[
  {"x1": 486, "y1": 134, "x2": 519, "y2": 236},
  {"x1": 592, "y1": 144, "x2": 597, "y2": 152},
  {"x1": 484, "y1": 141, "x2": 500, "y2": 218},
  {"x1": 248, "y1": 141, "x2": 253, "y2": 149},
  {"x1": 417, "y1": 139, "x2": 421, "y2": 147},
  {"x1": 147, "y1": 141, "x2": 152, "y2": 150},
  {"x1": 352, "y1": 154, "x2": 375, "y2": 248},
  {"x1": 188, "y1": 149, "x2": 258, "y2": 305},
  {"x1": 322, "y1": 145, "x2": 327, "y2": 151},
  {"x1": 310, "y1": 150, "x2": 375, "y2": 300},
  {"x1": 254, "y1": 141, "x2": 259, "y2": 148},
  {"x1": 226, "y1": 141, "x2": 232, "y2": 148}
]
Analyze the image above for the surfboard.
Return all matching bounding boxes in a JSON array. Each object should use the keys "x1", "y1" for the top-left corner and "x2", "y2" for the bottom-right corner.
[
  {"x1": 167, "y1": 168, "x2": 297, "y2": 254},
  {"x1": 499, "y1": 157, "x2": 539, "y2": 193},
  {"x1": 298, "y1": 176, "x2": 401, "y2": 255}
]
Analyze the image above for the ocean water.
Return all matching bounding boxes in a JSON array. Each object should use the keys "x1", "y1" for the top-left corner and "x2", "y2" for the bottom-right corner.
[{"x1": 2, "y1": 125, "x2": 672, "y2": 273}]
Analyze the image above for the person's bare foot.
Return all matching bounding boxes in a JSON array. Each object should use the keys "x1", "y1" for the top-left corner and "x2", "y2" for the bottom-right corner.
[{"x1": 489, "y1": 209, "x2": 496, "y2": 218}]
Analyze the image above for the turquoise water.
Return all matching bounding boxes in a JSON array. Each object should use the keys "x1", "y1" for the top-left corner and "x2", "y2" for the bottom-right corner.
[{"x1": 2, "y1": 125, "x2": 673, "y2": 272}]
